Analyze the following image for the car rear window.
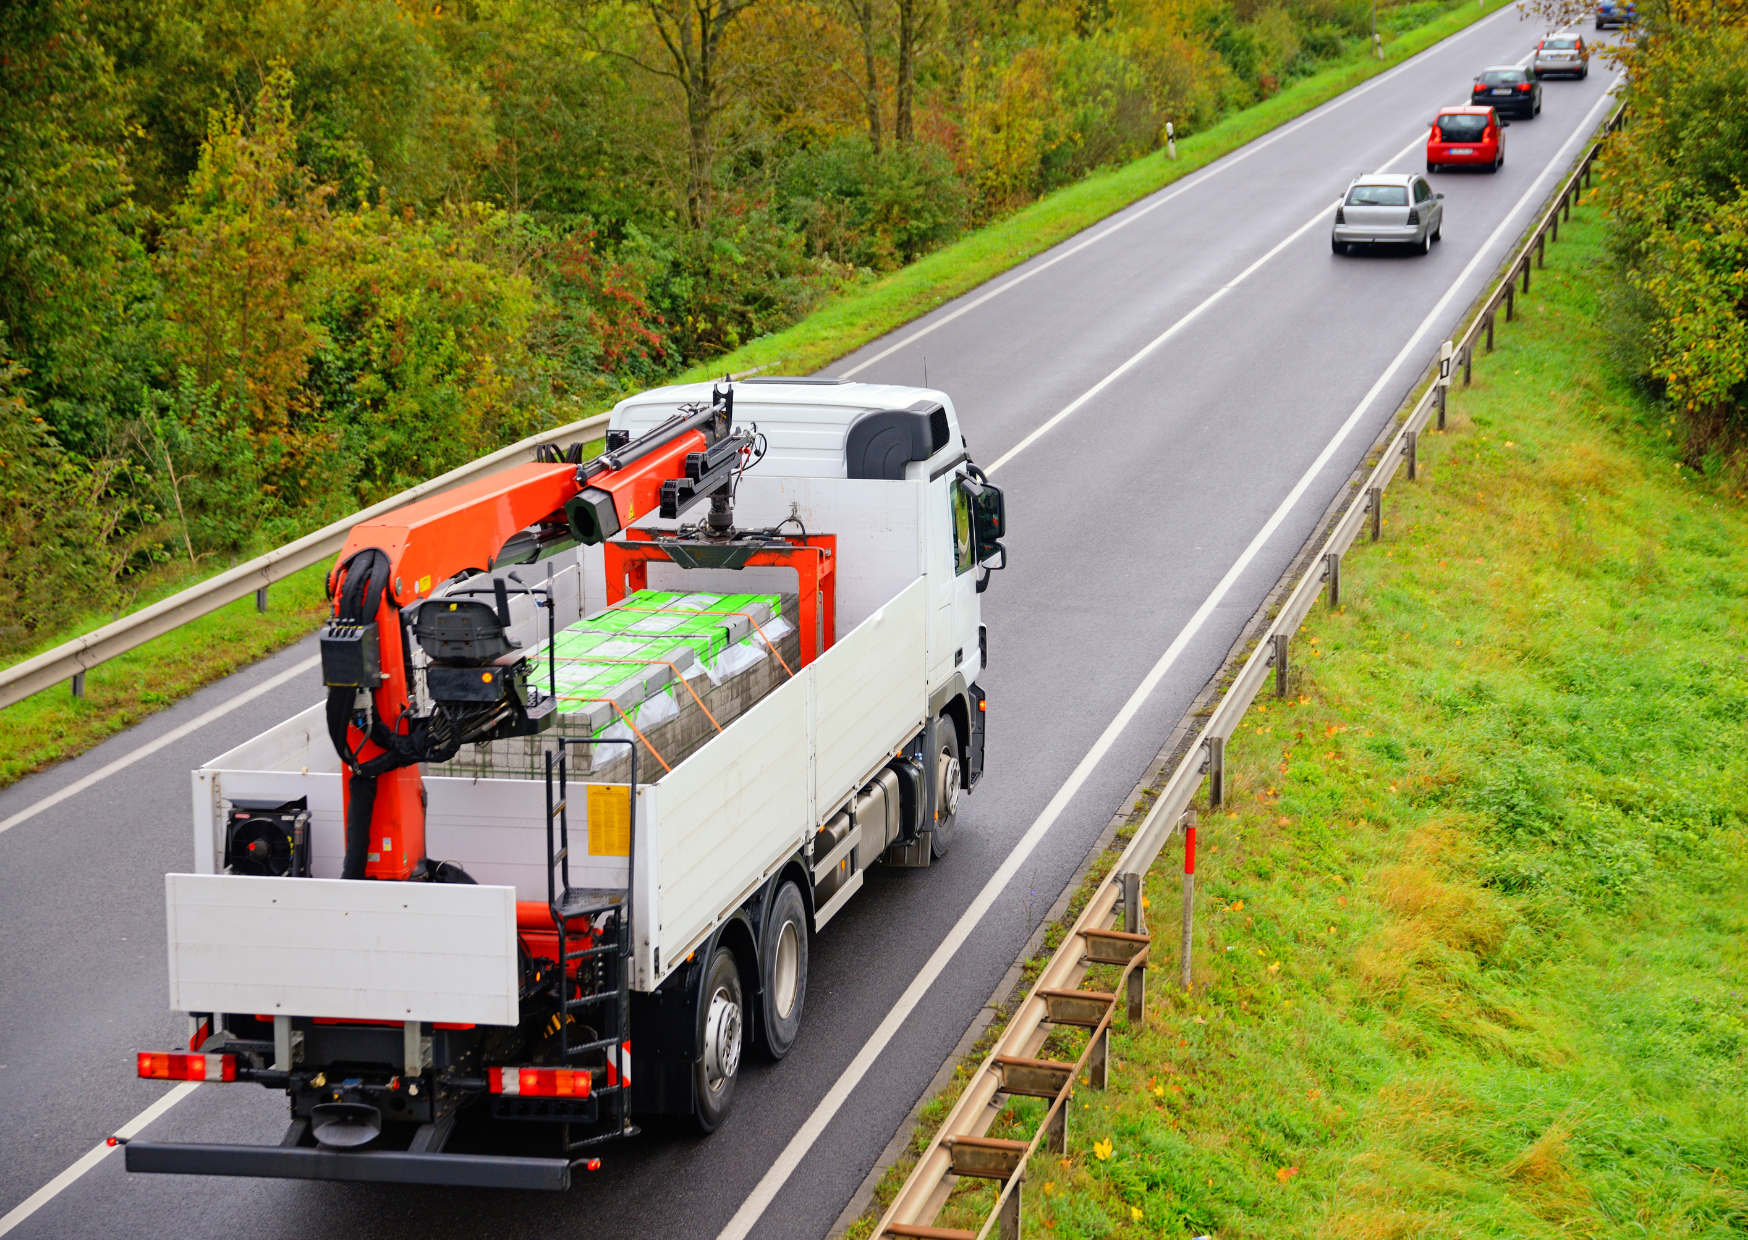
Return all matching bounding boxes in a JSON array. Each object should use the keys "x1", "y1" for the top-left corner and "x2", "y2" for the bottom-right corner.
[
  {"x1": 1545, "y1": 37, "x2": 1577, "y2": 47},
  {"x1": 1346, "y1": 184, "x2": 1409, "y2": 206},
  {"x1": 1436, "y1": 114, "x2": 1489, "y2": 140},
  {"x1": 1479, "y1": 69, "x2": 1526, "y2": 83}
]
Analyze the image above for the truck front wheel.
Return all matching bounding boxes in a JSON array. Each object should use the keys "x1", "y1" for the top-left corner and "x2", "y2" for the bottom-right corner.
[
  {"x1": 759, "y1": 882, "x2": 809, "y2": 1060},
  {"x1": 694, "y1": 946, "x2": 744, "y2": 1133},
  {"x1": 932, "y1": 716, "x2": 962, "y2": 859}
]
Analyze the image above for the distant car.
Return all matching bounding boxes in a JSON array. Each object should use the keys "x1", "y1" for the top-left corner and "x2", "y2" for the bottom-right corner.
[
  {"x1": 1596, "y1": 0, "x2": 1635, "y2": 27},
  {"x1": 1533, "y1": 32, "x2": 1590, "y2": 77},
  {"x1": 1471, "y1": 65, "x2": 1542, "y2": 117},
  {"x1": 1427, "y1": 106, "x2": 1507, "y2": 173},
  {"x1": 1332, "y1": 174, "x2": 1445, "y2": 255}
]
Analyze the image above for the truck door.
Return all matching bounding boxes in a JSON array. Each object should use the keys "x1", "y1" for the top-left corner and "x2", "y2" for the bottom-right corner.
[{"x1": 929, "y1": 472, "x2": 980, "y2": 686}]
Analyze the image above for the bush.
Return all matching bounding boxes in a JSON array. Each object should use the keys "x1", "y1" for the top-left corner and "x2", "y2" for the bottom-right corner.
[{"x1": 776, "y1": 136, "x2": 967, "y2": 269}]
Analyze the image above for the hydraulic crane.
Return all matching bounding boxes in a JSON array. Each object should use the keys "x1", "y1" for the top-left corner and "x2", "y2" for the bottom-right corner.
[{"x1": 318, "y1": 387, "x2": 764, "y2": 882}]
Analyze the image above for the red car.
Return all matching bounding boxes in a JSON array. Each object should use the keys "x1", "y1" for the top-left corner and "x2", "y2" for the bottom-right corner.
[{"x1": 1427, "y1": 105, "x2": 1507, "y2": 174}]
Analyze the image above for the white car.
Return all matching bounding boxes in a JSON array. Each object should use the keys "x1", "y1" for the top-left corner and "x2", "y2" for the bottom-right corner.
[{"x1": 1332, "y1": 174, "x2": 1444, "y2": 255}]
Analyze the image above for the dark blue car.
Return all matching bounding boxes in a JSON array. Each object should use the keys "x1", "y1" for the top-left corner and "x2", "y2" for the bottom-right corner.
[{"x1": 1596, "y1": 0, "x2": 1636, "y2": 28}]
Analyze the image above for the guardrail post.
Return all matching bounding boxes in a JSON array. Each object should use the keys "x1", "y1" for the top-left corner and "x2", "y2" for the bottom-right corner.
[
  {"x1": 1463, "y1": 344, "x2": 1472, "y2": 386},
  {"x1": 999, "y1": 1181, "x2": 1022, "y2": 1240},
  {"x1": 1180, "y1": 809, "x2": 1197, "y2": 993},
  {"x1": 71, "y1": 671, "x2": 85, "y2": 699},
  {"x1": 1522, "y1": 256, "x2": 1531, "y2": 295},
  {"x1": 1204, "y1": 736, "x2": 1225, "y2": 809},
  {"x1": 1536, "y1": 232, "x2": 1545, "y2": 269},
  {"x1": 1272, "y1": 632, "x2": 1289, "y2": 696},
  {"x1": 1368, "y1": 486, "x2": 1382, "y2": 541},
  {"x1": 1088, "y1": 1025, "x2": 1109, "y2": 1089},
  {"x1": 1486, "y1": 310, "x2": 1495, "y2": 351},
  {"x1": 1045, "y1": 1101, "x2": 1067, "y2": 1155},
  {"x1": 1505, "y1": 282, "x2": 1515, "y2": 322},
  {"x1": 1405, "y1": 430, "x2": 1418, "y2": 481},
  {"x1": 1564, "y1": 185, "x2": 1572, "y2": 221},
  {"x1": 1325, "y1": 551, "x2": 1341, "y2": 608},
  {"x1": 255, "y1": 586, "x2": 269, "y2": 613}
]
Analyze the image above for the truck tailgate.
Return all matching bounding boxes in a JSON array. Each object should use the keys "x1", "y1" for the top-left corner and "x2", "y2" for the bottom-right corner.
[{"x1": 165, "y1": 874, "x2": 519, "y2": 1026}]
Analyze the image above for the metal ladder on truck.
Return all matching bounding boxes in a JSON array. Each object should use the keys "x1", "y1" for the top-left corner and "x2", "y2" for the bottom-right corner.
[{"x1": 544, "y1": 736, "x2": 639, "y2": 1155}]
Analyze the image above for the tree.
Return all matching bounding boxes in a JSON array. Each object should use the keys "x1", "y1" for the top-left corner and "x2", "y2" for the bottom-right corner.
[
  {"x1": 841, "y1": 0, "x2": 884, "y2": 151},
  {"x1": 626, "y1": 0, "x2": 764, "y2": 224},
  {"x1": 894, "y1": 0, "x2": 939, "y2": 142}
]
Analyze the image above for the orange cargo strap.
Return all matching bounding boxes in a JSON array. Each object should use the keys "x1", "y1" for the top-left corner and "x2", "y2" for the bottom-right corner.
[
  {"x1": 551, "y1": 656, "x2": 722, "y2": 732},
  {"x1": 607, "y1": 606, "x2": 796, "y2": 678},
  {"x1": 564, "y1": 696, "x2": 672, "y2": 774}
]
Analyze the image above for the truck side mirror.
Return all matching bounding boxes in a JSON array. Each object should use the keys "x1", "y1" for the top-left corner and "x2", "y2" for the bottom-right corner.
[{"x1": 958, "y1": 471, "x2": 1007, "y2": 592}]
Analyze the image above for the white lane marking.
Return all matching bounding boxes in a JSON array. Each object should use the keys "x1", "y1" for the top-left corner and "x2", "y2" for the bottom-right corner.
[
  {"x1": 715, "y1": 80, "x2": 1619, "y2": 1240},
  {"x1": 0, "y1": 654, "x2": 321, "y2": 837},
  {"x1": 0, "y1": 1082, "x2": 198, "y2": 1236},
  {"x1": 838, "y1": 6, "x2": 1513, "y2": 380},
  {"x1": 984, "y1": 201, "x2": 1335, "y2": 475}
]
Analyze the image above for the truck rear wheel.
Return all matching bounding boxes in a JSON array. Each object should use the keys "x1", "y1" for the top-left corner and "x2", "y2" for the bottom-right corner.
[
  {"x1": 931, "y1": 716, "x2": 962, "y2": 859},
  {"x1": 694, "y1": 946, "x2": 744, "y2": 1133},
  {"x1": 759, "y1": 882, "x2": 809, "y2": 1060}
]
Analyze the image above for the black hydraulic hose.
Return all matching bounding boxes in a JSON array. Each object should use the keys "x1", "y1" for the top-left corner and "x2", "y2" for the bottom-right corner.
[{"x1": 340, "y1": 772, "x2": 378, "y2": 881}]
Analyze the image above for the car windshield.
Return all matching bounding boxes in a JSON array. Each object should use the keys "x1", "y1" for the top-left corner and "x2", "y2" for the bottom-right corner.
[
  {"x1": 1480, "y1": 69, "x2": 1526, "y2": 84},
  {"x1": 1545, "y1": 37, "x2": 1577, "y2": 47},
  {"x1": 1437, "y1": 114, "x2": 1489, "y2": 140},
  {"x1": 1346, "y1": 184, "x2": 1409, "y2": 206}
]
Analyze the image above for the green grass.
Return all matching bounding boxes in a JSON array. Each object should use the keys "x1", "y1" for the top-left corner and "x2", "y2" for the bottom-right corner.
[
  {"x1": 0, "y1": 0, "x2": 1507, "y2": 784},
  {"x1": 864, "y1": 198, "x2": 1748, "y2": 1239}
]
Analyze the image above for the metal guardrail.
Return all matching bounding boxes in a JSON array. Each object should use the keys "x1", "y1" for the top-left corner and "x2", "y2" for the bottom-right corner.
[
  {"x1": 0, "y1": 412, "x2": 611, "y2": 709},
  {"x1": 873, "y1": 99, "x2": 1625, "y2": 1240}
]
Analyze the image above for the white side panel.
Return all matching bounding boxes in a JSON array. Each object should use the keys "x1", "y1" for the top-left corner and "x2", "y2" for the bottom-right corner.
[
  {"x1": 424, "y1": 776, "x2": 628, "y2": 898},
  {"x1": 652, "y1": 671, "x2": 811, "y2": 982},
  {"x1": 637, "y1": 476, "x2": 921, "y2": 635},
  {"x1": 204, "y1": 701, "x2": 331, "y2": 774},
  {"x1": 165, "y1": 874, "x2": 518, "y2": 1026},
  {"x1": 813, "y1": 578, "x2": 929, "y2": 816}
]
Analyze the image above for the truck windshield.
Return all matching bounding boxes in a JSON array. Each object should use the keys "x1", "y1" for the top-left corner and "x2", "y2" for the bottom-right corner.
[
  {"x1": 1436, "y1": 114, "x2": 1489, "y2": 140},
  {"x1": 1346, "y1": 185, "x2": 1409, "y2": 206}
]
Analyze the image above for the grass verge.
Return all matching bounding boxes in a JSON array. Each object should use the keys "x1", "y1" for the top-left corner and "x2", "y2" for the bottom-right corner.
[
  {"x1": 850, "y1": 202, "x2": 1748, "y2": 1237},
  {"x1": 0, "y1": 0, "x2": 1506, "y2": 786}
]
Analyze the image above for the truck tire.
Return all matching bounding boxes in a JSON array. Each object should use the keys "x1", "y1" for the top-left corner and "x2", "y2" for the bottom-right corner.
[
  {"x1": 931, "y1": 715, "x2": 962, "y2": 860},
  {"x1": 694, "y1": 946, "x2": 744, "y2": 1133},
  {"x1": 759, "y1": 882, "x2": 808, "y2": 1060}
]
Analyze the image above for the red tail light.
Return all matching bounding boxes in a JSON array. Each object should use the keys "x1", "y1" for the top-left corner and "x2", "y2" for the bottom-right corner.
[
  {"x1": 137, "y1": 1052, "x2": 236, "y2": 1081},
  {"x1": 1519, "y1": 83, "x2": 1532, "y2": 92},
  {"x1": 489, "y1": 1066, "x2": 591, "y2": 1098}
]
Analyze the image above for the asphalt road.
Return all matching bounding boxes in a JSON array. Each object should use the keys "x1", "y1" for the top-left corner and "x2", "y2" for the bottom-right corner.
[{"x1": 0, "y1": 14, "x2": 1619, "y2": 1238}]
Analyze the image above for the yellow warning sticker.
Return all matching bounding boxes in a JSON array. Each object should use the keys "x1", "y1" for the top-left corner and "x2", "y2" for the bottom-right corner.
[
  {"x1": 588, "y1": 785, "x2": 631, "y2": 857},
  {"x1": 416, "y1": 575, "x2": 431, "y2": 595}
]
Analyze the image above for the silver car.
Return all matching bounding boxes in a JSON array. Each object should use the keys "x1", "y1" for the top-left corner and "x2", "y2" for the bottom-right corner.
[
  {"x1": 1533, "y1": 31, "x2": 1590, "y2": 77},
  {"x1": 1331, "y1": 174, "x2": 1444, "y2": 255}
]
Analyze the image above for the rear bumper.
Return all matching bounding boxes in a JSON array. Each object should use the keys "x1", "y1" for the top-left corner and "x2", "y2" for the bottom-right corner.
[
  {"x1": 1429, "y1": 147, "x2": 1497, "y2": 165},
  {"x1": 1333, "y1": 226, "x2": 1420, "y2": 245},
  {"x1": 1473, "y1": 96, "x2": 1533, "y2": 113},
  {"x1": 125, "y1": 1140, "x2": 571, "y2": 1190}
]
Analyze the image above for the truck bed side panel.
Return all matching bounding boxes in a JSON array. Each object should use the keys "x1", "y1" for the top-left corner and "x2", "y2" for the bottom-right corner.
[{"x1": 813, "y1": 577, "x2": 929, "y2": 815}]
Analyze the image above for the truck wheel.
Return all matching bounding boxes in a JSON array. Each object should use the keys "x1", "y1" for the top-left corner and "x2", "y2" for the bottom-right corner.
[
  {"x1": 759, "y1": 882, "x2": 808, "y2": 1060},
  {"x1": 931, "y1": 716, "x2": 962, "y2": 859},
  {"x1": 694, "y1": 946, "x2": 744, "y2": 1133}
]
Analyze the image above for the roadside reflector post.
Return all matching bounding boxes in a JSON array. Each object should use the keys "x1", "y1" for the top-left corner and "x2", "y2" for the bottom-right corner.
[
  {"x1": 71, "y1": 671, "x2": 85, "y2": 699},
  {"x1": 256, "y1": 586, "x2": 269, "y2": 613},
  {"x1": 1368, "y1": 486, "x2": 1382, "y2": 541},
  {"x1": 1437, "y1": 338, "x2": 1453, "y2": 429},
  {"x1": 1180, "y1": 809, "x2": 1197, "y2": 993},
  {"x1": 1045, "y1": 1100, "x2": 1067, "y2": 1155},
  {"x1": 1437, "y1": 383, "x2": 1448, "y2": 429},
  {"x1": 1272, "y1": 632, "x2": 1289, "y2": 696},
  {"x1": 1405, "y1": 430, "x2": 1418, "y2": 481},
  {"x1": 1325, "y1": 551, "x2": 1341, "y2": 608},
  {"x1": 1166, "y1": 120, "x2": 1177, "y2": 160},
  {"x1": 1204, "y1": 735, "x2": 1225, "y2": 809}
]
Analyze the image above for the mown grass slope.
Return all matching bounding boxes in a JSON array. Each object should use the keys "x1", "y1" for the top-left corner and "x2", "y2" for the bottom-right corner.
[{"x1": 901, "y1": 200, "x2": 1748, "y2": 1238}]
